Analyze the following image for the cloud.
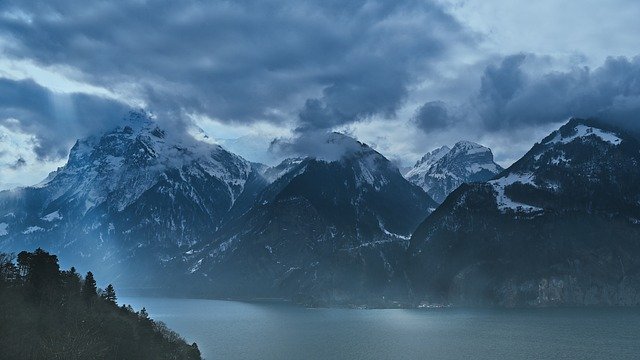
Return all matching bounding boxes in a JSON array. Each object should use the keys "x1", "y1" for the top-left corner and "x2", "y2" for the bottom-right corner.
[
  {"x1": 0, "y1": 0, "x2": 471, "y2": 138},
  {"x1": 476, "y1": 54, "x2": 640, "y2": 132},
  {"x1": 8, "y1": 156, "x2": 26, "y2": 169},
  {"x1": 412, "y1": 54, "x2": 640, "y2": 137},
  {"x1": 412, "y1": 101, "x2": 457, "y2": 132},
  {"x1": 269, "y1": 131, "x2": 366, "y2": 162},
  {"x1": 0, "y1": 78, "x2": 130, "y2": 160}
]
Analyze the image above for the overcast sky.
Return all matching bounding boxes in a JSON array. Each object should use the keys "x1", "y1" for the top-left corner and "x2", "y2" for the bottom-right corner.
[{"x1": 1, "y1": 0, "x2": 640, "y2": 189}]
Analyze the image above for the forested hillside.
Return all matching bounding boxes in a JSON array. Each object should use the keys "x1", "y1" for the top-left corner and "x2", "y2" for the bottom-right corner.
[{"x1": 0, "y1": 248, "x2": 201, "y2": 360}]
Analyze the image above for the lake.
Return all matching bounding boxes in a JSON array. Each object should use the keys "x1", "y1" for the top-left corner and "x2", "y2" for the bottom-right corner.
[{"x1": 119, "y1": 297, "x2": 640, "y2": 360}]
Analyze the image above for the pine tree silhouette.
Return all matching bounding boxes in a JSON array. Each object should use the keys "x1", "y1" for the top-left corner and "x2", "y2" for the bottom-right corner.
[
  {"x1": 103, "y1": 284, "x2": 117, "y2": 303},
  {"x1": 82, "y1": 271, "x2": 97, "y2": 303}
]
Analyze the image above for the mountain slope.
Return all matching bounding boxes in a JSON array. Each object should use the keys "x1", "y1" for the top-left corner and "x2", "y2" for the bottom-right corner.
[
  {"x1": 187, "y1": 133, "x2": 437, "y2": 305},
  {"x1": 0, "y1": 112, "x2": 267, "y2": 286},
  {"x1": 406, "y1": 141, "x2": 503, "y2": 203},
  {"x1": 408, "y1": 118, "x2": 640, "y2": 307}
]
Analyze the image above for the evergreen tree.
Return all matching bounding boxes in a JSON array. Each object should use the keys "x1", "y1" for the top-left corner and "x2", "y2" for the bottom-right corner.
[
  {"x1": 17, "y1": 248, "x2": 60, "y2": 303},
  {"x1": 0, "y1": 253, "x2": 17, "y2": 286},
  {"x1": 62, "y1": 266, "x2": 82, "y2": 293},
  {"x1": 139, "y1": 307, "x2": 149, "y2": 319},
  {"x1": 103, "y1": 283, "x2": 117, "y2": 303},
  {"x1": 82, "y1": 271, "x2": 98, "y2": 302}
]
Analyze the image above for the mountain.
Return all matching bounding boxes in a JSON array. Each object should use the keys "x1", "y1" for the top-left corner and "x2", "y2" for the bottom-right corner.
[
  {"x1": 408, "y1": 118, "x2": 640, "y2": 307},
  {"x1": 185, "y1": 132, "x2": 437, "y2": 306},
  {"x1": 0, "y1": 182, "x2": 21, "y2": 192},
  {"x1": 405, "y1": 145, "x2": 451, "y2": 179},
  {"x1": 405, "y1": 141, "x2": 503, "y2": 203},
  {"x1": 0, "y1": 111, "x2": 267, "y2": 286}
]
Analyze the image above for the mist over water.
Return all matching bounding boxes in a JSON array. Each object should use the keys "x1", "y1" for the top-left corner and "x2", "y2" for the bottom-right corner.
[{"x1": 120, "y1": 297, "x2": 640, "y2": 360}]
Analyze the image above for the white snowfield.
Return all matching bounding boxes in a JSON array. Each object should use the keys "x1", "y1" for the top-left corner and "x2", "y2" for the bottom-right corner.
[
  {"x1": 546, "y1": 125, "x2": 622, "y2": 146},
  {"x1": 41, "y1": 210, "x2": 62, "y2": 222},
  {"x1": 489, "y1": 172, "x2": 542, "y2": 214}
]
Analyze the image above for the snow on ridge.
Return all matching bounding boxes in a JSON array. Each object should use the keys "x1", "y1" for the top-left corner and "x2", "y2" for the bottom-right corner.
[
  {"x1": 467, "y1": 162, "x2": 500, "y2": 174},
  {"x1": 354, "y1": 153, "x2": 390, "y2": 190},
  {"x1": 405, "y1": 146, "x2": 450, "y2": 178},
  {"x1": 378, "y1": 218, "x2": 410, "y2": 240},
  {"x1": 42, "y1": 211, "x2": 62, "y2": 222},
  {"x1": 490, "y1": 172, "x2": 537, "y2": 187},
  {"x1": 548, "y1": 125, "x2": 622, "y2": 146},
  {"x1": 23, "y1": 226, "x2": 44, "y2": 234},
  {"x1": 550, "y1": 153, "x2": 569, "y2": 165},
  {"x1": 189, "y1": 258, "x2": 203, "y2": 273},
  {"x1": 264, "y1": 158, "x2": 307, "y2": 183},
  {"x1": 489, "y1": 172, "x2": 542, "y2": 214},
  {"x1": 452, "y1": 140, "x2": 490, "y2": 155}
]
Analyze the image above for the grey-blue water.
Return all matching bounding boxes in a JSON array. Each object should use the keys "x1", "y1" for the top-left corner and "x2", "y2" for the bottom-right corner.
[{"x1": 119, "y1": 297, "x2": 640, "y2": 360}]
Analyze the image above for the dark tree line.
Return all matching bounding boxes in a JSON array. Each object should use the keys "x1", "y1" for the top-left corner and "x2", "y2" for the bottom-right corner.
[{"x1": 0, "y1": 248, "x2": 201, "y2": 360}]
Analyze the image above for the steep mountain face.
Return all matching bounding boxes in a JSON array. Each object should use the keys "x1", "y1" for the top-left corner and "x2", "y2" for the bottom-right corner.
[
  {"x1": 405, "y1": 141, "x2": 503, "y2": 203},
  {"x1": 0, "y1": 112, "x2": 267, "y2": 285},
  {"x1": 186, "y1": 133, "x2": 437, "y2": 305},
  {"x1": 409, "y1": 119, "x2": 640, "y2": 307},
  {"x1": 405, "y1": 145, "x2": 450, "y2": 180}
]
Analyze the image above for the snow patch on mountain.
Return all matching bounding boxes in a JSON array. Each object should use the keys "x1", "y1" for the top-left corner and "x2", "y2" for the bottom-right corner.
[
  {"x1": 42, "y1": 211, "x2": 62, "y2": 222},
  {"x1": 353, "y1": 152, "x2": 391, "y2": 190},
  {"x1": 546, "y1": 125, "x2": 622, "y2": 146},
  {"x1": 377, "y1": 218, "x2": 410, "y2": 240},
  {"x1": 23, "y1": 226, "x2": 44, "y2": 234},
  {"x1": 490, "y1": 172, "x2": 537, "y2": 187},
  {"x1": 467, "y1": 162, "x2": 500, "y2": 173},
  {"x1": 489, "y1": 173, "x2": 542, "y2": 214},
  {"x1": 263, "y1": 158, "x2": 307, "y2": 183},
  {"x1": 405, "y1": 146, "x2": 450, "y2": 180}
]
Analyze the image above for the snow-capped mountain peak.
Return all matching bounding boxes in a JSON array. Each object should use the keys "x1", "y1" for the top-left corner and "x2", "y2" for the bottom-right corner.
[
  {"x1": 543, "y1": 122, "x2": 623, "y2": 147},
  {"x1": 39, "y1": 112, "x2": 253, "y2": 213},
  {"x1": 267, "y1": 132, "x2": 401, "y2": 190},
  {"x1": 405, "y1": 140, "x2": 503, "y2": 203},
  {"x1": 0, "y1": 111, "x2": 269, "y2": 287},
  {"x1": 405, "y1": 145, "x2": 450, "y2": 179},
  {"x1": 484, "y1": 118, "x2": 638, "y2": 215},
  {"x1": 449, "y1": 140, "x2": 492, "y2": 156}
]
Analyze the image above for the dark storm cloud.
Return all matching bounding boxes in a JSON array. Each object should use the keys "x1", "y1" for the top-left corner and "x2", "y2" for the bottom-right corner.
[
  {"x1": 475, "y1": 54, "x2": 640, "y2": 131},
  {"x1": 412, "y1": 101, "x2": 456, "y2": 132},
  {"x1": 9, "y1": 157, "x2": 26, "y2": 169},
  {"x1": 413, "y1": 54, "x2": 640, "y2": 136},
  {"x1": 0, "y1": 0, "x2": 471, "y2": 137},
  {"x1": 0, "y1": 78, "x2": 130, "y2": 160}
]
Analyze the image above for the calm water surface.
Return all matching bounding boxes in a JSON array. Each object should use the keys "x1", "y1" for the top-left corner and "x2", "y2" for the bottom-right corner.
[{"x1": 119, "y1": 296, "x2": 640, "y2": 360}]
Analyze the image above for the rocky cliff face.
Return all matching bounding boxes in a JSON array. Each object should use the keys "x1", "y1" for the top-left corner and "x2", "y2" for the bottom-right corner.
[
  {"x1": 406, "y1": 141, "x2": 502, "y2": 203},
  {"x1": 408, "y1": 119, "x2": 640, "y2": 307}
]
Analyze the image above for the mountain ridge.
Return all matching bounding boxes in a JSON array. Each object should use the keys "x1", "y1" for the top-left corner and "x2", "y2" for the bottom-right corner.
[
  {"x1": 405, "y1": 140, "x2": 503, "y2": 203},
  {"x1": 182, "y1": 132, "x2": 437, "y2": 305},
  {"x1": 408, "y1": 118, "x2": 640, "y2": 307}
]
